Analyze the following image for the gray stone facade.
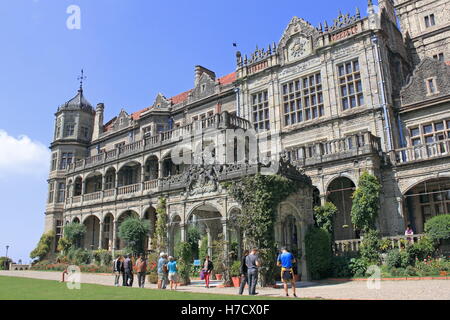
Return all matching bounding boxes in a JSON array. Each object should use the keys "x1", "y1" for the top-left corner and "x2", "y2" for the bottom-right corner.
[{"x1": 43, "y1": 0, "x2": 450, "y2": 277}]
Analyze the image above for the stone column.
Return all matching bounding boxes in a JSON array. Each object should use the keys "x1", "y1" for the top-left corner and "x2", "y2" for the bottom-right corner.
[
  {"x1": 111, "y1": 220, "x2": 117, "y2": 257},
  {"x1": 98, "y1": 222, "x2": 104, "y2": 250},
  {"x1": 300, "y1": 221, "x2": 310, "y2": 281},
  {"x1": 180, "y1": 223, "x2": 186, "y2": 242},
  {"x1": 207, "y1": 229, "x2": 213, "y2": 257}
]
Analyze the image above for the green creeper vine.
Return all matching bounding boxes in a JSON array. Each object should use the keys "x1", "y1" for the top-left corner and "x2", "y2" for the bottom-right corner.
[
  {"x1": 155, "y1": 197, "x2": 168, "y2": 253},
  {"x1": 225, "y1": 174, "x2": 306, "y2": 286},
  {"x1": 351, "y1": 171, "x2": 381, "y2": 232}
]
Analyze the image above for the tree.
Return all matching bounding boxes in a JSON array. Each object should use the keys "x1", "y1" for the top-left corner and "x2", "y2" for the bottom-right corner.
[
  {"x1": 155, "y1": 197, "x2": 168, "y2": 253},
  {"x1": 304, "y1": 226, "x2": 332, "y2": 280},
  {"x1": 118, "y1": 217, "x2": 150, "y2": 255},
  {"x1": 314, "y1": 202, "x2": 338, "y2": 234},
  {"x1": 187, "y1": 227, "x2": 201, "y2": 259},
  {"x1": 63, "y1": 222, "x2": 87, "y2": 248},
  {"x1": 351, "y1": 171, "x2": 381, "y2": 232},
  {"x1": 424, "y1": 214, "x2": 450, "y2": 242},
  {"x1": 175, "y1": 242, "x2": 193, "y2": 285},
  {"x1": 30, "y1": 231, "x2": 55, "y2": 261}
]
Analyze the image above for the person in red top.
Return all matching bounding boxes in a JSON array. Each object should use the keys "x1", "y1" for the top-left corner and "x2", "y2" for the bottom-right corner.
[{"x1": 135, "y1": 254, "x2": 148, "y2": 288}]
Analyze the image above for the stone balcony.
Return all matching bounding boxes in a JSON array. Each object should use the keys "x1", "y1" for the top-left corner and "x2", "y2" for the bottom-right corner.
[
  {"x1": 390, "y1": 139, "x2": 450, "y2": 165},
  {"x1": 67, "y1": 112, "x2": 251, "y2": 174},
  {"x1": 291, "y1": 132, "x2": 382, "y2": 168}
]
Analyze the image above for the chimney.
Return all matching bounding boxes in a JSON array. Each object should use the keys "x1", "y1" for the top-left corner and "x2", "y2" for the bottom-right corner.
[
  {"x1": 194, "y1": 65, "x2": 216, "y2": 86},
  {"x1": 92, "y1": 103, "x2": 104, "y2": 141}
]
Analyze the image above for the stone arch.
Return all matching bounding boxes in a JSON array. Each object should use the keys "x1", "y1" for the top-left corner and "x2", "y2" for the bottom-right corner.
[
  {"x1": 102, "y1": 213, "x2": 114, "y2": 250},
  {"x1": 84, "y1": 171, "x2": 103, "y2": 194},
  {"x1": 72, "y1": 217, "x2": 81, "y2": 223},
  {"x1": 327, "y1": 176, "x2": 357, "y2": 240},
  {"x1": 324, "y1": 173, "x2": 357, "y2": 193},
  {"x1": 117, "y1": 161, "x2": 142, "y2": 187},
  {"x1": 82, "y1": 215, "x2": 101, "y2": 250},
  {"x1": 142, "y1": 206, "x2": 157, "y2": 252},
  {"x1": 143, "y1": 155, "x2": 160, "y2": 181},
  {"x1": 73, "y1": 176, "x2": 83, "y2": 197}
]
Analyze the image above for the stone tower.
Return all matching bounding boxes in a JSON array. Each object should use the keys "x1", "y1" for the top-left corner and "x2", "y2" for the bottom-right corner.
[
  {"x1": 44, "y1": 84, "x2": 95, "y2": 252},
  {"x1": 394, "y1": 0, "x2": 450, "y2": 65}
]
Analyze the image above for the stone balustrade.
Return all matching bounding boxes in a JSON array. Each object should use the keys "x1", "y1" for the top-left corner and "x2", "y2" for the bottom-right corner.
[
  {"x1": 117, "y1": 183, "x2": 141, "y2": 195},
  {"x1": 143, "y1": 179, "x2": 159, "y2": 191},
  {"x1": 83, "y1": 191, "x2": 102, "y2": 202},
  {"x1": 391, "y1": 139, "x2": 450, "y2": 165},
  {"x1": 334, "y1": 234, "x2": 425, "y2": 255}
]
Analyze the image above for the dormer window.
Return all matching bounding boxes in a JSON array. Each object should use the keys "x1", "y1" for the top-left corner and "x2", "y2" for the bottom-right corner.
[
  {"x1": 426, "y1": 78, "x2": 438, "y2": 95},
  {"x1": 424, "y1": 14, "x2": 435, "y2": 28}
]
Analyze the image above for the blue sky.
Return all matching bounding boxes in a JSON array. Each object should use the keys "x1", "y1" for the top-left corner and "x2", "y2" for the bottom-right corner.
[{"x1": 0, "y1": 0, "x2": 372, "y2": 262}]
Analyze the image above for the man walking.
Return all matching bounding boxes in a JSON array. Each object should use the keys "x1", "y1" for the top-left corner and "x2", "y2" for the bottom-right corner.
[
  {"x1": 277, "y1": 247, "x2": 297, "y2": 297},
  {"x1": 123, "y1": 254, "x2": 133, "y2": 287},
  {"x1": 238, "y1": 250, "x2": 249, "y2": 295},
  {"x1": 246, "y1": 248, "x2": 260, "y2": 295},
  {"x1": 135, "y1": 254, "x2": 147, "y2": 288},
  {"x1": 157, "y1": 252, "x2": 168, "y2": 289},
  {"x1": 112, "y1": 255, "x2": 123, "y2": 287}
]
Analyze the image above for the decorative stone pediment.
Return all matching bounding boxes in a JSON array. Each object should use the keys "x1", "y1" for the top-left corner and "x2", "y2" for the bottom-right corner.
[
  {"x1": 278, "y1": 17, "x2": 319, "y2": 64},
  {"x1": 183, "y1": 164, "x2": 223, "y2": 197},
  {"x1": 111, "y1": 109, "x2": 132, "y2": 131},
  {"x1": 152, "y1": 93, "x2": 171, "y2": 110},
  {"x1": 189, "y1": 73, "x2": 216, "y2": 102}
]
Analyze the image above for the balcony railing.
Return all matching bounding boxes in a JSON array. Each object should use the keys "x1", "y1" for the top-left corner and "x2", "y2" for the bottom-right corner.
[
  {"x1": 83, "y1": 191, "x2": 102, "y2": 202},
  {"x1": 334, "y1": 234, "x2": 425, "y2": 255},
  {"x1": 67, "y1": 112, "x2": 251, "y2": 174},
  {"x1": 391, "y1": 139, "x2": 450, "y2": 165},
  {"x1": 143, "y1": 179, "x2": 159, "y2": 191},
  {"x1": 117, "y1": 183, "x2": 141, "y2": 195},
  {"x1": 291, "y1": 132, "x2": 381, "y2": 168}
]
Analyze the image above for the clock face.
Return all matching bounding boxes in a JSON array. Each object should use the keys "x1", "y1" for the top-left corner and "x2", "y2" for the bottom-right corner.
[{"x1": 289, "y1": 36, "x2": 309, "y2": 60}]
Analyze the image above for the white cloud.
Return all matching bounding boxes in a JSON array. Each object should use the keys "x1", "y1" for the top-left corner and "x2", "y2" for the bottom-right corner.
[{"x1": 0, "y1": 130, "x2": 50, "y2": 179}]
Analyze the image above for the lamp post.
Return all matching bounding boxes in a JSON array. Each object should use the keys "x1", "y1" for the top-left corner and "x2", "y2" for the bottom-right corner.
[{"x1": 5, "y1": 245, "x2": 9, "y2": 258}]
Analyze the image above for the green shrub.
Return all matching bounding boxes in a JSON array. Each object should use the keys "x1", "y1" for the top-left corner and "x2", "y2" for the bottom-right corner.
[
  {"x1": 230, "y1": 260, "x2": 241, "y2": 277},
  {"x1": 305, "y1": 227, "x2": 332, "y2": 280},
  {"x1": 67, "y1": 248, "x2": 92, "y2": 265},
  {"x1": 385, "y1": 249, "x2": 410, "y2": 269},
  {"x1": 348, "y1": 257, "x2": 369, "y2": 277},
  {"x1": 0, "y1": 257, "x2": 12, "y2": 270},
  {"x1": 92, "y1": 250, "x2": 112, "y2": 266},
  {"x1": 187, "y1": 227, "x2": 201, "y2": 260},
  {"x1": 57, "y1": 237, "x2": 72, "y2": 253},
  {"x1": 351, "y1": 172, "x2": 381, "y2": 232},
  {"x1": 313, "y1": 202, "x2": 338, "y2": 234},
  {"x1": 406, "y1": 236, "x2": 436, "y2": 262},
  {"x1": 175, "y1": 242, "x2": 193, "y2": 285},
  {"x1": 199, "y1": 235, "x2": 208, "y2": 263},
  {"x1": 330, "y1": 256, "x2": 353, "y2": 278},
  {"x1": 30, "y1": 231, "x2": 55, "y2": 261},
  {"x1": 359, "y1": 229, "x2": 381, "y2": 264},
  {"x1": 63, "y1": 223, "x2": 86, "y2": 248},
  {"x1": 424, "y1": 214, "x2": 450, "y2": 242},
  {"x1": 118, "y1": 217, "x2": 150, "y2": 255}
]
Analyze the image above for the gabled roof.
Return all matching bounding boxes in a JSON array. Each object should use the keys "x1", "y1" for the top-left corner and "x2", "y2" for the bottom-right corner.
[{"x1": 58, "y1": 89, "x2": 94, "y2": 113}]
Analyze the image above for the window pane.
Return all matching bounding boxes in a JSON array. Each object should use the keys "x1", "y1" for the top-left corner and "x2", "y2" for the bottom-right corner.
[
  {"x1": 424, "y1": 125, "x2": 433, "y2": 134},
  {"x1": 410, "y1": 128, "x2": 420, "y2": 137},
  {"x1": 435, "y1": 122, "x2": 444, "y2": 131}
]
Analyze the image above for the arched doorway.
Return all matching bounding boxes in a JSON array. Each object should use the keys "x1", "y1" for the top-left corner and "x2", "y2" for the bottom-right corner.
[
  {"x1": 143, "y1": 206, "x2": 157, "y2": 252},
  {"x1": 83, "y1": 215, "x2": 100, "y2": 250},
  {"x1": 85, "y1": 172, "x2": 102, "y2": 194},
  {"x1": 115, "y1": 210, "x2": 139, "y2": 250},
  {"x1": 144, "y1": 156, "x2": 159, "y2": 181},
  {"x1": 104, "y1": 168, "x2": 116, "y2": 190},
  {"x1": 73, "y1": 177, "x2": 83, "y2": 196},
  {"x1": 102, "y1": 213, "x2": 114, "y2": 250},
  {"x1": 118, "y1": 162, "x2": 141, "y2": 187},
  {"x1": 327, "y1": 177, "x2": 356, "y2": 240},
  {"x1": 169, "y1": 215, "x2": 182, "y2": 255},
  {"x1": 404, "y1": 177, "x2": 450, "y2": 234}
]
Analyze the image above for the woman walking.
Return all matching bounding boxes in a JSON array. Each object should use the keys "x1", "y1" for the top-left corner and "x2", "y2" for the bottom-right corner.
[
  {"x1": 202, "y1": 255, "x2": 214, "y2": 288},
  {"x1": 167, "y1": 256, "x2": 178, "y2": 290}
]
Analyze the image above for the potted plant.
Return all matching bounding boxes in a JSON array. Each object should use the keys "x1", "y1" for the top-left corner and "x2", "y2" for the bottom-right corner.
[{"x1": 230, "y1": 260, "x2": 241, "y2": 287}]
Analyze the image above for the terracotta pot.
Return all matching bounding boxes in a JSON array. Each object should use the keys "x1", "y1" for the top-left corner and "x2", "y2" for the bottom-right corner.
[
  {"x1": 216, "y1": 274, "x2": 223, "y2": 281},
  {"x1": 440, "y1": 271, "x2": 448, "y2": 276},
  {"x1": 232, "y1": 276, "x2": 241, "y2": 287}
]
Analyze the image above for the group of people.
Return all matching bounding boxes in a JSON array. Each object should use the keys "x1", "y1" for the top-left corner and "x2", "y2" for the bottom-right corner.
[
  {"x1": 112, "y1": 254, "x2": 148, "y2": 288},
  {"x1": 111, "y1": 247, "x2": 299, "y2": 297},
  {"x1": 237, "y1": 247, "x2": 298, "y2": 297}
]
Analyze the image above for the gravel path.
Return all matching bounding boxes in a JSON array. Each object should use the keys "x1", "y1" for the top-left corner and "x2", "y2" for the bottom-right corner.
[{"x1": 1, "y1": 270, "x2": 449, "y2": 300}]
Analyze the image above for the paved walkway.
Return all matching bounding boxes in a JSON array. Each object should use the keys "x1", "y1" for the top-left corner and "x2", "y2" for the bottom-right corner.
[{"x1": 1, "y1": 270, "x2": 449, "y2": 300}]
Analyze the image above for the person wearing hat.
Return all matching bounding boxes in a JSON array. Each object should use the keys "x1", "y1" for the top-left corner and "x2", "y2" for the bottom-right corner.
[
  {"x1": 157, "y1": 252, "x2": 169, "y2": 289},
  {"x1": 277, "y1": 247, "x2": 297, "y2": 297},
  {"x1": 167, "y1": 256, "x2": 178, "y2": 290}
]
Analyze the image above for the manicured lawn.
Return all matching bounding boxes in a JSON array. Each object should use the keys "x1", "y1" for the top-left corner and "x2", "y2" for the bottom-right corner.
[{"x1": 0, "y1": 276, "x2": 291, "y2": 300}]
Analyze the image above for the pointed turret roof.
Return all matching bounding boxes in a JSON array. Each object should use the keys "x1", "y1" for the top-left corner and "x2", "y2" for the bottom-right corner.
[{"x1": 57, "y1": 88, "x2": 94, "y2": 113}]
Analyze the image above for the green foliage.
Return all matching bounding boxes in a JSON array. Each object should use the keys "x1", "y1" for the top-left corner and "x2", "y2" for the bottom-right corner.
[
  {"x1": 406, "y1": 236, "x2": 436, "y2": 262},
  {"x1": 226, "y1": 174, "x2": 306, "y2": 285},
  {"x1": 348, "y1": 257, "x2": 369, "y2": 277},
  {"x1": 424, "y1": 214, "x2": 450, "y2": 242},
  {"x1": 175, "y1": 242, "x2": 193, "y2": 285},
  {"x1": 304, "y1": 227, "x2": 332, "y2": 280},
  {"x1": 313, "y1": 202, "x2": 338, "y2": 234},
  {"x1": 199, "y1": 235, "x2": 208, "y2": 263},
  {"x1": 187, "y1": 227, "x2": 201, "y2": 260},
  {"x1": 92, "y1": 250, "x2": 112, "y2": 266},
  {"x1": 385, "y1": 249, "x2": 410, "y2": 269},
  {"x1": 118, "y1": 217, "x2": 150, "y2": 255},
  {"x1": 63, "y1": 223, "x2": 87, "y2": 248},
  {"x1": 67, "y1": 248, "x2": 93, "y2": 265},
  {"x1": 155, "y1": 197, "x2": 168, "y2": 253},
  {"x1": 57, "y1": 237, "x2": 72, "y2": 253},
  {"x1": 351, "y1": 172, "x2": 381, "y2": 232},
  {"x1": 230, "y1": 260, "x2": 241, "y2": 277},
  {"x1": 359, "y1": 229, "x2": 381, "y2": 264},
  {"x1": 0, "y1": 257, "x2": 12, "y2": 270},
  {"x1": 330, "y1": 256, "x2": 353, "y2": 278},
  {"x1": 30, "y1": 231, "x2": 55, "y2": 261}
]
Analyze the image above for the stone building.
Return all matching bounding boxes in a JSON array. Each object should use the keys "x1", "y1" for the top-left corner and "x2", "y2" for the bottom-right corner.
[{"x1": 43, "y1": 0, "x2": 450, "y2": 279}]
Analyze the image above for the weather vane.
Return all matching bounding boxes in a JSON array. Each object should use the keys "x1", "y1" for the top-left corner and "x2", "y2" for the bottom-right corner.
[{"x1": 77, "y1": 69, "x2": 86, "y2": 90}]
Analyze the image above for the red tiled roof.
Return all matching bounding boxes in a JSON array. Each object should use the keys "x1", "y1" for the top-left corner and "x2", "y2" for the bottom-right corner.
[
  {"x1": 217, "y1": 72, "x2": 236, "y2": 85},
  {"x1": 170, "y1": 89, "x2": 193, "y2": 105},
  {"x1": 102, "y1": 71, "x2": 235, "y2": 128}
]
